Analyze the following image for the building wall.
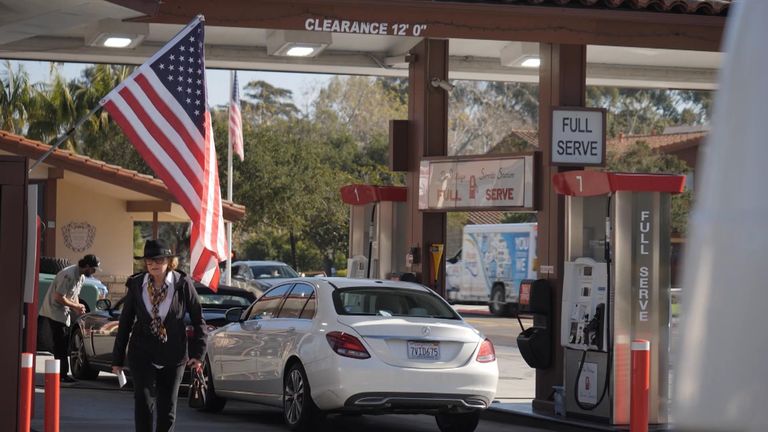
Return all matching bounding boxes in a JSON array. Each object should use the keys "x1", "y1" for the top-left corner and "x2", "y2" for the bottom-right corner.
[{"x1": 55, "y1": 179, "x2": 136, "y2": 287}]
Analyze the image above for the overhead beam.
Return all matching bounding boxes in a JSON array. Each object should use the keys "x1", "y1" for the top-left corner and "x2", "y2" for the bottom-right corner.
[
  {"x1": 0, "y1": 38, "x2": 719, "y2": 90},
  {"x1": 140, "y1": 0, "x2": 724, "y2": 51},
  {"x1": 126, "y1": 200, "x2": 172, "y2": 213}
]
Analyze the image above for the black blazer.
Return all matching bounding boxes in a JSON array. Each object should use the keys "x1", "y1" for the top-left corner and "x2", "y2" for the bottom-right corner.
[{"x1": 112, "y1": 271, "x2": 207, "y2": 368}]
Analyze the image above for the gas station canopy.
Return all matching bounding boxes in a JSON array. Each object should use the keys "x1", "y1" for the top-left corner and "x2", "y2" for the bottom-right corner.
[{"x1": 0, "y1": 0, "x2": 724, "y2": 90}]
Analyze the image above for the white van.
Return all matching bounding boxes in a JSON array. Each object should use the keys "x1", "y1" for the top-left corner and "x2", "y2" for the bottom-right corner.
[{"x1": 445, "y1": 223, "x2": 537, "y2": 316}]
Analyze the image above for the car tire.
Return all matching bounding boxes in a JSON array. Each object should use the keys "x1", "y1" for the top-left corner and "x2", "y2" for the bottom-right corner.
[
  {"x1": 283, "y1": 362, "x2": 321, "y2": 431},
  {"x1": 40, "y1": 256, "x2": 71, "y2": 275},
  {"x1": 197, "y1": 358, "x2": 226, "y2": 412},
  {"x1": 489, "y1": 285, "x2": 508, "y2": 317},
  {"x1": 435, "y1": 411, "x2": 481, "y2": 432},
  {"x1": 69, "y1": 328, "x2": 99, "y2": 380}
]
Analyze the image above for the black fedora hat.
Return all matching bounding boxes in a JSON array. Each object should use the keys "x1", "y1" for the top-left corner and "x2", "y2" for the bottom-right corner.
[{"x1": 134, "y1": 239, "x2": 177, "y2": 259}]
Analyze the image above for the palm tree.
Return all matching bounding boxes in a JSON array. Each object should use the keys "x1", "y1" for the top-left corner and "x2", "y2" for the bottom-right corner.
[{"x1": 0, "y1": 60, "x2": 33, "y2": 134}]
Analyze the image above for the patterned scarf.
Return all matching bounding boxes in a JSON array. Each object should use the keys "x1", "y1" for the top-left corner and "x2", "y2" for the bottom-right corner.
[{"x1": 148, "y1": 277, "x2": 168, "y2": 343}]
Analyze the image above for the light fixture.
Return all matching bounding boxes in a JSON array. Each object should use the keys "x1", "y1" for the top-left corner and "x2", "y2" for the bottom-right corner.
[
  {"x1": 266, "y1": 30, "x2": 332, "y2": 57},
  {"x1": 84, "y1": 19, "x2": 148, "y2": 49},
  {"x1": 431, "y1": 77, "x2": 455, "y2": 92},
  {"x1": 500, "y1": 42, "x2": 540, "y2": 68}
]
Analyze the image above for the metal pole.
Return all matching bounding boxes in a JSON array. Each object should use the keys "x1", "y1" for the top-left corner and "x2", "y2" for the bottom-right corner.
[
  {"x1": 28, "y1": 105, "x2": 102, "y2": 173},
  {"x1": 225, "y1": 70, "x2": 234, "y2": 285}
]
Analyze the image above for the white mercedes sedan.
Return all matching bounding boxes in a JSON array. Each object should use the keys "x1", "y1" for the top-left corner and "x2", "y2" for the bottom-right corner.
[{"x1": 200, "y1": 277, "x2": 498, "y2": 432}]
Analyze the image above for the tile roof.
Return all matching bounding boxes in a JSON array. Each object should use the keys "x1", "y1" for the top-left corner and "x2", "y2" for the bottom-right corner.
[
  {"x1": 467, "y1": 211, "x2": 508, "y2": 225},
  {"x1": 608, "y1": 131, "x2": 707, "y2": 153},
  {"x1": 490, "y1": 129, "x2": 707, "y2": 155},
  {"x1": 0, "y1": 130, "x2": 245, "y2": 222},
  {"x1": 437, "y1": 0, "x2": 731, "y2": 16}
]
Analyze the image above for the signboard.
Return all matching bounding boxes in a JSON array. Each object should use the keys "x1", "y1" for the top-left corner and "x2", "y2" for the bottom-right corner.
[
  {"x1": 418, "y1": 155, "x2": 534, "y2": 210},
  {"x1": 551, "y1": 107, "x2": 606, "y2": 166}
]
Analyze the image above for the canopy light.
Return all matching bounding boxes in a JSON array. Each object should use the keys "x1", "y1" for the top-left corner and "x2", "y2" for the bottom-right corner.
[
  {"x1": 85, "y1": 19, "x2": 147, "y2": 49},
  {"x1": 500, "y1": 42, "x2": 540, "y2": 68},
  {"x1": 521, "y1": 58, "x2": 541, "y2": 68},
  {"x1": 285, "y1": 46, "x2": 320, "y2": 57},
  {"x1": 266, "y1": 30, "x2": 331, "y2": 58}
]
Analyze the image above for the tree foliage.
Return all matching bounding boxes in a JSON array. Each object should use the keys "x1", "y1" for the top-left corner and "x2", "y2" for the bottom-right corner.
[
  {"x1": 606, "y1": 141, "x2": 691, "y2": 233},
  {"x1": 587, "y1": 87, "x2": 712, "y2": 137},
  {"x1": 449, "y1": 81, "x2": 538, "y2": 156}
]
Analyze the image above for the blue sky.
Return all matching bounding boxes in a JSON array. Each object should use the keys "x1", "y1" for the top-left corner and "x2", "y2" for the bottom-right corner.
[{"x1": 15, "y1": 60, "x2": 333, "y2": 110}]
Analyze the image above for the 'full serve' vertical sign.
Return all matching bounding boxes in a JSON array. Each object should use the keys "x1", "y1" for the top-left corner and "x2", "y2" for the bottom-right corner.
[{"x1": 551, "y1": 107, "x2": 606, "y2": 166}]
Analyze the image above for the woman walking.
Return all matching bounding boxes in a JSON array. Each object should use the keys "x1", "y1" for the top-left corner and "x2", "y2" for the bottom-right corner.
[{"x1": 112, "y1": 239, "x2": 207, "y2": 432}]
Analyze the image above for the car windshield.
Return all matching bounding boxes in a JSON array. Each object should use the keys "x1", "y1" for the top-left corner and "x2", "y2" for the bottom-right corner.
[
  {"x1": 333, "y1": 287, "x2": 460, "y2": 320},
  {"x1": 249, "y1": 265, "x2": 299, "y2": 279},
  {"x1": 198, "y1": 294, "x2": 253, "y2": 309}
]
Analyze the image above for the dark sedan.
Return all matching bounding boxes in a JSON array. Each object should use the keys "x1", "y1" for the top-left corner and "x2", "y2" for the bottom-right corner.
[{"x1": 69, "y1": 283, "x2": 256, "y2": 380}]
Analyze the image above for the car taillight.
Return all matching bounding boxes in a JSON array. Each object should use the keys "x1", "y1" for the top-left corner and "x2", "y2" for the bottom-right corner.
[
  {"x1": 325, "y1": 331, "x2": 370, "y2": 359},
  {"x1": 476, "y1": 338, "x2": 496, "y2": 363}
]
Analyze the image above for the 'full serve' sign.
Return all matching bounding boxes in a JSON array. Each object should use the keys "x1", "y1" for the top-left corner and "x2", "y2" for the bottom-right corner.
[{"x1": 551, "y1": 108, "x2": 606, "y2": 166}]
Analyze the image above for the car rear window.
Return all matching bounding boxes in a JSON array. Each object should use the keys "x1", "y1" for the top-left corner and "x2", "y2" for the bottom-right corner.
[
  {"x1": 249, "y1": 265, "x2": 300, "y2": 279},
  {"x1": 333, "y1": 287, "x2": 460, "y2": 320},
  {"x1": 198, "y1": 294, "x2": 252, "y2": 308}
]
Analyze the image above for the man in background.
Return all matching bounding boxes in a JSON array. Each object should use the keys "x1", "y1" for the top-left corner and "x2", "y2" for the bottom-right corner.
[{"x1": 38, "y1": 254, "x2": 100, "y2": 383}]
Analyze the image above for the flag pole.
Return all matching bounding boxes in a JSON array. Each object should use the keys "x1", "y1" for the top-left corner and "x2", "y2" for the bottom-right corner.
[
  {"x1": 28, "y1": 104, "x2": 103, "y2": 173},
  {"x1": 225, "y1": 70, "x2": 234, "y2": 285}
]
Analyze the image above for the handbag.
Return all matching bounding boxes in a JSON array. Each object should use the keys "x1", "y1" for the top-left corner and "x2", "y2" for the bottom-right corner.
[{"x1": 188, "y1": 367, "x2": 207, "y2": 409}]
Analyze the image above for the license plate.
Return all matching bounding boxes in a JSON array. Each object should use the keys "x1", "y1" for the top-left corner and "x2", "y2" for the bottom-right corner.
[{"x1": 407, "y1": 341, "x2": 440, "y2": 360}]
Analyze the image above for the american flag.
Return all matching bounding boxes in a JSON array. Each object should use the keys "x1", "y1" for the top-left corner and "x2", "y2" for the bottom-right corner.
[
  {"x1": 229, "y1": 71, "x2": 244, "y2": 161},
  {"x1": 100, "y1": 16, "x2": 227, "y2": 290}
]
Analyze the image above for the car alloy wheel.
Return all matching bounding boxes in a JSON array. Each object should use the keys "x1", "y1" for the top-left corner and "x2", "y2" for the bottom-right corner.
[
  {"x1": 197, "y1": 358, "x2": 226, "y2": 412},
  {"x1": 69, "y1": 329, "x2": 98, "y2": 380},
  {"x1": 283, "y1": 362, "x2": 319, "y2": 431}
]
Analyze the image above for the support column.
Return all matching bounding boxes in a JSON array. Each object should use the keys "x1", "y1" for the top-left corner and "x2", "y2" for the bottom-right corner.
[
  {"x1": 533, "y1": 43, "x2": 586, "y2": 413},
  {"x1": 0, "y1": 156, "x2": 29, "y2": 432},
  {"x1": 406, "y1": 39, "x2": 448, "y2": 296}
]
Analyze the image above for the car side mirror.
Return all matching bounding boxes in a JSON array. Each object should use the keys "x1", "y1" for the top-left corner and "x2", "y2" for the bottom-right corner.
[
  {"x1": 96, "y1": 299, "x2": 112, "y2": 311},
  {"x1": 225, "y1": 307, "x2": 244, "y2": 323}
]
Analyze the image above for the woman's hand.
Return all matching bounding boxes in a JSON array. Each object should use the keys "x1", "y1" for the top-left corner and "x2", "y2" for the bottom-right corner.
[{"x1": 187, "y1": 358, "x2": 203, "y2": 371}]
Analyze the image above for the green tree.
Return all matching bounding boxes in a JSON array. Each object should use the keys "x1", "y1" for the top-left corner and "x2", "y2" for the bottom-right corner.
[
  {"x1": 449, "y1": 81, "x2": 538, "y2": 156},
  {"x1": 587, "y1": 87, "x2": 712, "y2": 138},
  {"x1": 242, "y1": 80, "x2": 299, "y2": 124},
  {"x1": 607, "y1": 140, "x2": 691, "y2": 233},
  {"x1": 0, "y1": 60, "x2": 32, "y2": 134}
]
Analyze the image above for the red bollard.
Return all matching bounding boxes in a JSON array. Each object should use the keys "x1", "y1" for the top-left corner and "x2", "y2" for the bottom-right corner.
[
  {"x1": 44, "y1": 359, "x2": 60, "y2": 432},
  {"x1": 630, "y1": 339, "x2": 650, "y2": 432},
  {"x1": 19, "y1": 353, "x2": 34, "y2": 432}
]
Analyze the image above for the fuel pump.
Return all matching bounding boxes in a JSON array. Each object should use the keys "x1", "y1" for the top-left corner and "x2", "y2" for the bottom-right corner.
[{"x1": 552, "y1": 170, "x2": 684, "y2": 425}]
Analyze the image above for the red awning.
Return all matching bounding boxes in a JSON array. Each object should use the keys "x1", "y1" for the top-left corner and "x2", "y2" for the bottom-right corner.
[
  {"x1": 552, "y1": 171, "x2": 685, "y2": 196},
  {"x1": 339, "y1": 184, "x2": 407, "y2": 205}
]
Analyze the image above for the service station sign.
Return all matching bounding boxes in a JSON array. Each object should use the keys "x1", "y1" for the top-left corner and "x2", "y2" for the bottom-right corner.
[
  {"x1": 551, "y1": 107, "x2": 606, "y2": 166},
  {"x1": 418, "y1": 155, "x2": 534, "y2": 211}
]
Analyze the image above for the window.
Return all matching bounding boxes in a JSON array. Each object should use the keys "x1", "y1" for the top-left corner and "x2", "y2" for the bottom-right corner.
[
  {"x1": 249, "y1": 264, "x2": 300, "y2": 279},
  {"x1": 247, "y1": 284, "x2": 292, "y2": 320},
  {"x1": 300, "y1": 293, "x2": 316, "y2": 319},
  {"x1": 278, "y1": 283, "x2": 315, "y2": 319},
  {"x1": 333, "y1": 287, "x2": 460, "y2": 319}
]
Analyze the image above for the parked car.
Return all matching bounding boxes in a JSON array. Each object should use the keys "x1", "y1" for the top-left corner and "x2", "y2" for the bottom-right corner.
[
  {"x1": 228, "y1": 260, "x2": 301, "y2": 295},
  {"x1": 38, "y1": 256, "x2": 108, "y2": 313},
  {"x1": 201, "y1": 277, "x2": 498, "y2": 432},
  {"x1": 68, "y1": 282, "x2": 257, "y2": 380}
]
